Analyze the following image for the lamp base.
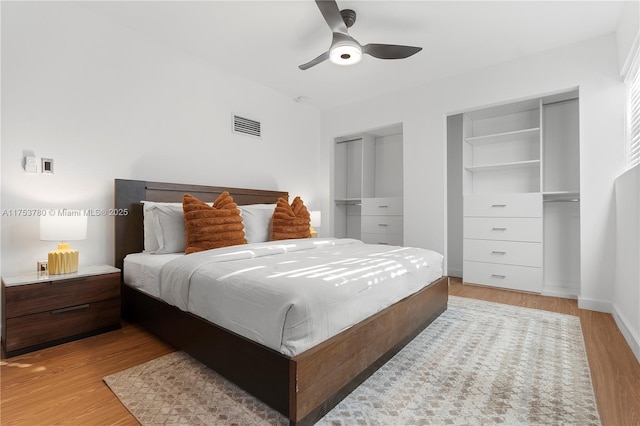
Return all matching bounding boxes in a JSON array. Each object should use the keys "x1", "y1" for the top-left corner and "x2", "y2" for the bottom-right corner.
[{"x1": 48, "y1": 243, "x2": 79, "y2": 274}]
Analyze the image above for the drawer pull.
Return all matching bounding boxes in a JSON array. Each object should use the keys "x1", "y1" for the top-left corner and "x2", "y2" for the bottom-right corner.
[
  {"x1": 491, "y1": 204, "x2": 507, "y2": 208},
  {"x1": 491, "y1": 227, "x2": 507, "y2": 231},
  {"x1": 377, "y1": 205, "x2": 389, "y2": 208},
  {"x1": 378, "y1": 223, "x2": 389, "y2": 227},
  {"x1": 491, "y1": 274, "x2": 506, "y2": 279},
  {"x1": 51, "y1": 304, "x2": 90, "y2": 314},
  {"x1": 491, "y1": 251, "x2": 507, "y2": 255},
  {"x1": 378, "y1": 242, "x2": 389, "y2": 245}
]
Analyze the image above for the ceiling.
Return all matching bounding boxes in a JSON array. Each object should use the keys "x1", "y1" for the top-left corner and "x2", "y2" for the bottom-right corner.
[{"x1": 79, "y1": 1, "x2": 625, "y2": 110}]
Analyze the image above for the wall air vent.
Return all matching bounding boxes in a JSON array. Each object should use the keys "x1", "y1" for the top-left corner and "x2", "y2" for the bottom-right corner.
[{"x1": 232, "y1": 114, "x2": 261, "y2": 138}]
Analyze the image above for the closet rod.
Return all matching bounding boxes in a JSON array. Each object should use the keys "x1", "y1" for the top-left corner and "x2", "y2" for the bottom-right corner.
[
  {"x1": 543, "y1": 198, "x2": 580, "y2": 202},
  {"x1": 336, "y1": 137, "x2": 363, "y2": 144},
  {"x1": 543, "y1": 97, "x2": 578, "y2": 107}
]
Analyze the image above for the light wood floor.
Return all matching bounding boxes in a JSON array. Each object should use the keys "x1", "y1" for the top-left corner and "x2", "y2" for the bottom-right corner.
[{"x1": 2, "y1": 278, "x2": 639, "y2": 425}]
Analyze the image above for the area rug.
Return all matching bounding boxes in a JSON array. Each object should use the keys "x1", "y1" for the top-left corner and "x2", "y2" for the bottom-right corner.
[{"x1": 103, "y1": 296, "x2": 601, "y2": 425}]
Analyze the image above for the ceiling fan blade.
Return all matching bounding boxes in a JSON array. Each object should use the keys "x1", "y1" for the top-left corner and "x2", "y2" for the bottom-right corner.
[
  {"x1": 299, "y1": 51, "x2": 330, "y2": 70},
  {"x1": 362, "y1": 44, "x2": 422, "y2": 60},
  {"x1": 315, "y1": 0, "x2": 348, "y2": 34}
]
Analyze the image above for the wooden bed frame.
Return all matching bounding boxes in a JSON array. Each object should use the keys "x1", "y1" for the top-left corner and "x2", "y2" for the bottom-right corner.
[{"x1": 114, "y1": 178, "x2": 448, "y2": 425}]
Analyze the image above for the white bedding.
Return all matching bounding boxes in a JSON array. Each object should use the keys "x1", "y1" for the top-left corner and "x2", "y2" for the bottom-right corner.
[
  {"x1": 151, "y1": 238, "x2": 443, "y2": 356},
  {"x1": 123, "y1": 252, "x2": 183, "y2": 297}
]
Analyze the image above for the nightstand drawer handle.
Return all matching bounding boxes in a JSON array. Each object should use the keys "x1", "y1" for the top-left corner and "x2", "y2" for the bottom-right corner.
[
  {"x1": 491, "y1": 274, "x2": 506, "y2": 279},
  {"x1": 52, "y1": 304, "x2": 90, "y2": 314},
  {"x1": 378, "y1": 223, "x2": 389, "y2": 227},
  {"x1": 491, "y1": 251, "x2": 507, "y2": 255},
  {"x1": 491, "y1": 204, "x2": 507, "y2": 208},
  {"x1": 491, "y1": 227, "x2": 507, "y2": 231}
]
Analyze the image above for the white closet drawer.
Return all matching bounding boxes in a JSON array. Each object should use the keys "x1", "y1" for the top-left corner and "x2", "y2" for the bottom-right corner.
[
  {"x1": 361, "y1": 198, "x2": 403, "y2": 216},
  {"x1": 361, "y1": 216, "x2": 403, "y2": 235},
  {"x1": 361, "y1": 233, "x2": 403, "y2": 246},
  {"x1": 464, "y1": 239, "x2": 542, "y2": 267},
  {"x1": 463, "y1": 261, "x2": 542, "y2": 293},
  {"x1": 464, "y1": 193, "x2": 542, "y2": 217},
  {"x1": 464, "y1": 218, "x2": 542, "y2": 242}
]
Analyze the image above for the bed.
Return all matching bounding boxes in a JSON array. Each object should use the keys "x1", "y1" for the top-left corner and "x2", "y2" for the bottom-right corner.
[{"x1": 115, "y1": 178, "x2": 448, "y2": 425}]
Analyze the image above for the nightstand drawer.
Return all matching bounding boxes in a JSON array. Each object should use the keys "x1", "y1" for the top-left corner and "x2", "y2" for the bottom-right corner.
[
  {"x1": 4, "y1": 273, "x2": 120, "y2": 318},
  {"x1": 3, "y1": 298, "x2": 120, "y2": 353}
]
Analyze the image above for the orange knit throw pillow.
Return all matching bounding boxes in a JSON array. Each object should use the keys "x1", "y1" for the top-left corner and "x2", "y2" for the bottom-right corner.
[
  {"x1": 183, "y1": 192, "x2": 247, "y2": 254},
  {"x1": 270, "y1": 196, "x2": 311, "y2": 240}
]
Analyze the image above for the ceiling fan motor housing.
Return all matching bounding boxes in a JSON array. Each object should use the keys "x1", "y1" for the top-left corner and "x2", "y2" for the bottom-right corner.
[{"x1": 340, "y1": 9, "x2": 357, "y2": 28}]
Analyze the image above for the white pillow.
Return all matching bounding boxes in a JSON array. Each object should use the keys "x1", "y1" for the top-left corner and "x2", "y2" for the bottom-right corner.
[
  {"x1": 143, "y1": 201, "x2": 274, "y2": 251},
  {"x1": 142, "y1": 201, "x2": 162, "y2": 252},
  {"x1": 238, "y1": 204, "x2": 276, "y2": 244},
  {"x1": 142, "y1": 201, "x2": 191, "y2": 254}
]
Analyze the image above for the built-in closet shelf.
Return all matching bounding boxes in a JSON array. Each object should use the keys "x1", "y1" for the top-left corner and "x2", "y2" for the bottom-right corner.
[
  {"x1": 335, "y1": 198, "x2": 362, "y2": 206},
  {"x1": 465, "y1": 127, "x2": 540, "y2": 146},
  {"x1": 543, "y1": 191, "x2": 580, "y2": 202},
  {"x1": 465, "y1": 159, "x2": 540, "y2": 173}
]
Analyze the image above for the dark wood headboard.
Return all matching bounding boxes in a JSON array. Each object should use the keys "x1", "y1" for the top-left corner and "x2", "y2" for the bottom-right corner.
[{"x1": 114, "y1": 179, "x2": 288, "y2": 272}]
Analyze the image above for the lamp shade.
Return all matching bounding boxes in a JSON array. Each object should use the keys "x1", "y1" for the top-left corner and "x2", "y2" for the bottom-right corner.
[
  {"x1": 40, "y1": 210, "x2": 87, "y2": 241},
  {"x1": 310, "y1": 211, "x2": 322, "y2": 228}
]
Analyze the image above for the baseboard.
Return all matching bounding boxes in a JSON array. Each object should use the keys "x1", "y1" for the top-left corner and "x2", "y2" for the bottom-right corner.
[
  {"x1": 541, "y1": 284, "x2": 578, "y2": 300},
  {"x1": 577, "y1": 297, "x2": 611, "y2": 313},
  {"x1": 611, "y1": 303, "x2": 640, "y2": 364},
  {"x1": 447, "y1": 269, "x2": 462, "y2": 278}
]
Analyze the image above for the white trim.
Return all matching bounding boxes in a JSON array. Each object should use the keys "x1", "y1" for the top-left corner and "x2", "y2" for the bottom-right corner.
[
  {"x1": 577, "y1": 297, "x2": 611, "y2": 313},
  {"x1": 611, "y1": 302, "x2": 640, "y2": 364},
  {"x1": 541, "y1": 284, "x2": 578, "y2": 300}
]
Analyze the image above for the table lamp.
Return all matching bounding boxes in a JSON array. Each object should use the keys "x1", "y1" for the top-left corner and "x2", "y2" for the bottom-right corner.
[
  {"x1": 40, "y1": 210, "x2": 87, "y2": 274},
  {"x1": 310, "y1": 211, "x2": 322, "y2": 238}
]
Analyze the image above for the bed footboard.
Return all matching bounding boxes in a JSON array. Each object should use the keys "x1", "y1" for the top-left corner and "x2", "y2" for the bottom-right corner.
[{"x1": 290, "y1": 275, "x2": 448, "y2": 425}]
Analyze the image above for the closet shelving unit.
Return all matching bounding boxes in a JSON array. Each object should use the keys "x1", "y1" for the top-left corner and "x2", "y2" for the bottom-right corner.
[
  {"x1": 461, "y1": 90, "x2": 580, "y2": 297},
  {"x1": 334, "y1": 124, "x2": 404, "y2": 245}
]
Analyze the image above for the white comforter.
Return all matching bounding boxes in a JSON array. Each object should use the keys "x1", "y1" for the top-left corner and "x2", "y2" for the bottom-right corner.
[{"x1": 159, "y1": 238, "x2": 443, "y2": 356}]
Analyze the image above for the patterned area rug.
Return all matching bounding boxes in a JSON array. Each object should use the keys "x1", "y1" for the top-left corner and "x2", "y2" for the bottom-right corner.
[{"x1": 104, "y1": 296, "x2": 600, "y2": 425}]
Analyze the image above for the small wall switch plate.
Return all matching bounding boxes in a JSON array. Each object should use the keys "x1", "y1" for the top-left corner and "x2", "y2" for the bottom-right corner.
[
  {"x1": 42, "y1": 158, "x2": 53, "y2": 174},
  {"x1": 25, "y1": 156, "x2": 37, "y2": 173}
]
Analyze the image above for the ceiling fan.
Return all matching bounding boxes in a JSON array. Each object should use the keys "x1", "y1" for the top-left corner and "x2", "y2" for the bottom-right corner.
[{"x1": 299, "y1": 0, "x2": 422, "y2": 70}]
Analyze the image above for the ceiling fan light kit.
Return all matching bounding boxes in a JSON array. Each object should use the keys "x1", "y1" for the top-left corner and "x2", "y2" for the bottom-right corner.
[
  {"x1": 299, "y1": 0, "x2": 422, "y2": 70},
  {"x1": 329, "y1": 40, "x2": 362, "y2": 66}
]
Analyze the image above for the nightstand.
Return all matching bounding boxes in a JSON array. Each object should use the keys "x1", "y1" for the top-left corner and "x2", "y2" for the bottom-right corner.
[{"x1": 2, "y1": 265, "x2": 121, "y2": 357}]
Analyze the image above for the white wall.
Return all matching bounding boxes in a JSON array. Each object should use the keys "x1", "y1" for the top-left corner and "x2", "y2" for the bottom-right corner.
[
  {"x1": 321, "y1": 34, "x2": 625, "y2": 309},
  {"x1": 1, "y1": 2, "x2": 321, "y2": 276},
  {"x1": 614, "y1": 166, "x2": 640, "y2": 362},
  {"x1": 612, "y1": 0, "x2": 640, "y2": 363}
]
